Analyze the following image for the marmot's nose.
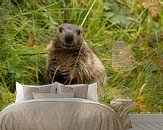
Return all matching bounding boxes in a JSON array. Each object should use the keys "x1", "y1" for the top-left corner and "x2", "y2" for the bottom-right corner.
[{"x1": 65, "y1": 33, "x2": 74, "y2": 43}]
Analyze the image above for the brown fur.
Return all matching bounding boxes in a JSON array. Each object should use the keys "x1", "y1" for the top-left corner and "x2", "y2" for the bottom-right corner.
[{"x1": 46, "y1": 23, "x2": 106, "y2": 91}]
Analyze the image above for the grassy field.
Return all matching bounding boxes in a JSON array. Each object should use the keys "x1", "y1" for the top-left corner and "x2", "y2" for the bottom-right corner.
[{"x1": 0, "y1": 0, "x2": 162, "y2": 112}]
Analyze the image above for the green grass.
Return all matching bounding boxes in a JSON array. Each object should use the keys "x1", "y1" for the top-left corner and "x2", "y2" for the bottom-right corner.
[{"x1": 0, "y1": 0, "x2": 162, "y2": 112}]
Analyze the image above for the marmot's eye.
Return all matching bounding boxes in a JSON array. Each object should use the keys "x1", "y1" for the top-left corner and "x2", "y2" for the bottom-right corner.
[
  {"x1": 59, "y1": 27, "x2": 63, "y2": 33},
  {"x1": 76, "y1": 29, "x2": 82, "y2": 35}
]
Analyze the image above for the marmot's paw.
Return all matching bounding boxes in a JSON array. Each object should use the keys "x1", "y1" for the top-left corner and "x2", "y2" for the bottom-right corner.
[{"x1": 50, "y1": 67, "x2": 70, "y2": 83}]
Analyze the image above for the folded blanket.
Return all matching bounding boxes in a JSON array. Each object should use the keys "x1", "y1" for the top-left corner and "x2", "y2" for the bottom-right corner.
[{"x1": 110, "y1": 99, "x2": 133, "y2": 129}]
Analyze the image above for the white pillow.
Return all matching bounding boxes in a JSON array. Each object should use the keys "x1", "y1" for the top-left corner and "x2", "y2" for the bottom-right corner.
[
  {"x1": 15, "y1": 82, "x2": 25, "y2": 103},
  {"x1": 87, "y1": 83, "x2": 98, "y2": 102},
  {"x1": 15, "y1": 82, "x2": 58, "y2": 103}
]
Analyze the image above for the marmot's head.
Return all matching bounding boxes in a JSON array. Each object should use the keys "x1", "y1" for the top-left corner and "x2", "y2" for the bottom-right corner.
[{"x1": 53, "y1": 23, "x2": 83, "y2": 50}]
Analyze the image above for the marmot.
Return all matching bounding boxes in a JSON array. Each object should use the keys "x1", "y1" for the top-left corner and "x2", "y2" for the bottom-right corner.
[{"x1": 46, "y1": 23, "x2": 106, "y2": 91}]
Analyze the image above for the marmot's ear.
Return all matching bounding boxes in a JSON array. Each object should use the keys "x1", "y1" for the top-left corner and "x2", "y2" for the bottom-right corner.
[
  {"x1": 58, "y1": 23, "x2": 66, "y2": 33},
  {"x1": 59, "y1": 26, "x2": 63, "y2": 33},
  {"x1": 76, "y1": 26, "x2": 83, "y2": 35},
  {"x1": 79, "y1": 26, "x2": 83, "y2": 31},
  {"x1": 76, "y1": 29, "x2": 82, "y2": 35}
]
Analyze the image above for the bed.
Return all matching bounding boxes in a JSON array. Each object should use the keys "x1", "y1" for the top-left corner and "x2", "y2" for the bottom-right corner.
[{"x1": 0, "y1": 82, "x2": 131, "y2": 130}]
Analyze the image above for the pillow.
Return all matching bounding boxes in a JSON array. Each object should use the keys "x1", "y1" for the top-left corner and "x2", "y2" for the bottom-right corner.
[
  {"x1": 57, "y1": 83, "x2": 88, "y2": 99},
  {"x1": 23, "y1": 85, "x2": 51, "y2": 100},
  {"x1": 15, "y1": 82, "x2": 58, "y2": 103},
  {"x1": 56, "y1": 82, "x2": 98, "y2": 102},
  {"x1": 87, "y1": 83, "x2": 98, "y2": 102},
  {"x1": 32, "y1": 93, "x2": 74, "y2": 99},
  {"x1": 15, "y1": 82, "x2": 25, "y2": 103}
]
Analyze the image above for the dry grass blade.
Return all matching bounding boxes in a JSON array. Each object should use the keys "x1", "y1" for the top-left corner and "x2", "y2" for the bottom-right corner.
[{"x1": 80, "y1": 0, "x2": 97, "y2": 27}]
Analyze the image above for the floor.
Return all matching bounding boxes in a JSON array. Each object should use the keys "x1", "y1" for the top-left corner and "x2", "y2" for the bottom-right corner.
[{"x1": 127, "y1": 114, "x2": 163, "y2": 130}]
